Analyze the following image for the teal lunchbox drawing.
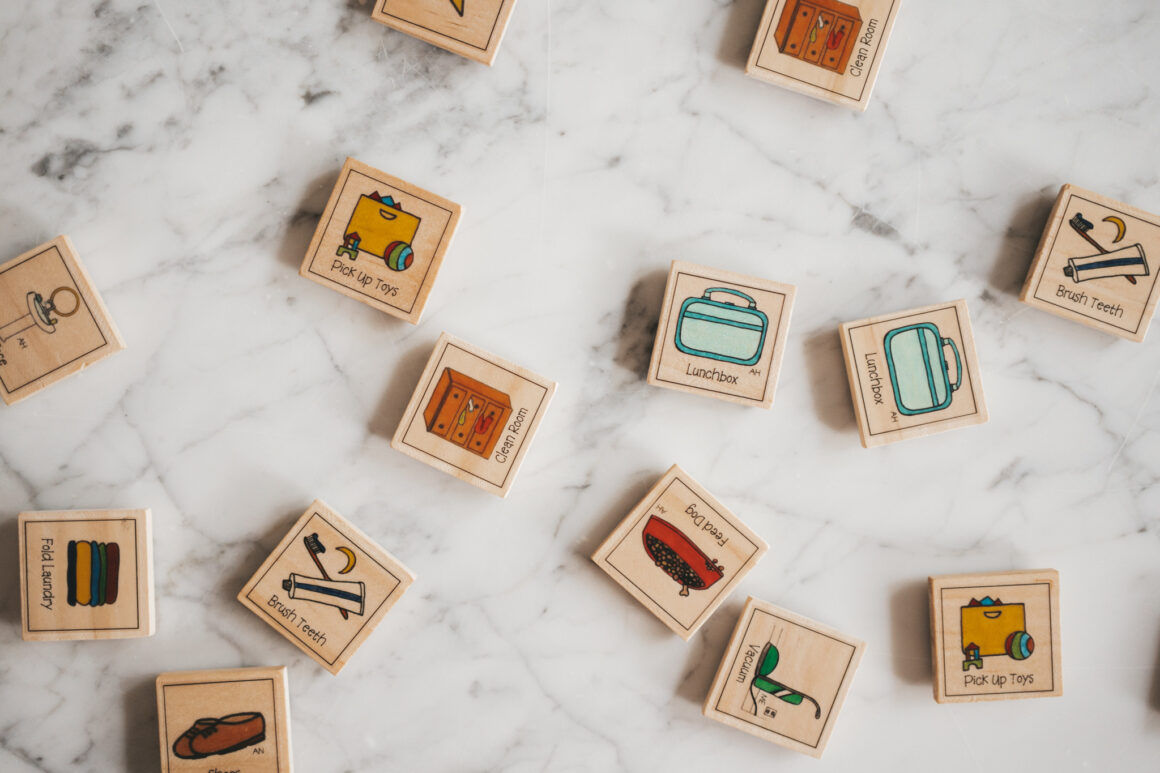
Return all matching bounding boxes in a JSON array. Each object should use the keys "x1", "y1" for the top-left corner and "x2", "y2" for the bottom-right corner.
[
  {"x1": 674, "y1": 288, "x2": 768, "y2": 366},
  {"x1": 883, "y1": 322, "x2": 961, "y2": 415}
]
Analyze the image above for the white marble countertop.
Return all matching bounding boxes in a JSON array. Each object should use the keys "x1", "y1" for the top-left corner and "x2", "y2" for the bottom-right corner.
[{"x1": 3, "y1": 1, "x2": 1160, "y2": 770}]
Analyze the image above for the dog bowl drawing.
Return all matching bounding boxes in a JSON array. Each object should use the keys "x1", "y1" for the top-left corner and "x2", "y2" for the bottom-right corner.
[{"x1": 641, "y1": 516, "x2": 724, "y2": 596}]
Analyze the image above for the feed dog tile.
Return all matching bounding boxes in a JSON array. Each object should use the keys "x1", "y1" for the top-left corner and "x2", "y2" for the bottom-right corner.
[
  {"x1": 299, "y1": 157, "x2": 461, "y2": 324},
  {"x1": 156, "y1": 666, "x2": 292, "y2": 772},
  {"x1": 703, "y1": 597, "x2": 865, "y2": 758},
  {"x1": 839, "y1": 299, "x2": 987, "y2": 447},
  {"x1": 929, "y1": 569, "x2": 1062, "y2": 703},
  {"x1": 591, "y1": 465, "x2": 768, "y2": 640},
  {"x1": 648, "y1": 261, "x2": 795, "y2": 409},
  {"x1": 1021, "y1": 184, "x2": 1160, "y2": 341},
  {"x1": 371, "y1": 0, "x2": 518, "y2": 65},
  {"x1": 747, "y1": 0, "x2": 902, "y2": 111},
  {"x1": 0, "y1": 236, "x2": 125, "y2": 405},
  {"x1": 237, "y1": 500, "x2": 415, "y2": 675},
  {"x1": 18, "y1": 509, "x2": 154, "y2": 641},
  {"x1": 391, "y1": 332, "x2": 556, "y2": 497}
]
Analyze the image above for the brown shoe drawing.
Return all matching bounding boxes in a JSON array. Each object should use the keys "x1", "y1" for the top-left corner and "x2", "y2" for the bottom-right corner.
[{"x1": 172, "y1": 712, "x2": 266, "y2": 759}]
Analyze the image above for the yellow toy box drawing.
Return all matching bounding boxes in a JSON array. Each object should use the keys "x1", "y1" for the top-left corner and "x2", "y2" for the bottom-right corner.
[
  {"x1": 959, "y1": 597, "x2": 1033, "y2": 670},
  {"x1": 336, "y1": 193, "x2": 421, "y2": 272}
]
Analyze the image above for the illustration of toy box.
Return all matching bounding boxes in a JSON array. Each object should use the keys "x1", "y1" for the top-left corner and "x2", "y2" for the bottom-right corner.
[
  {"x1": 775, "y1": 0, "x2": 863, "y2": 73},
  {"x1": 337, "y1": 192, "x2": 421, "y2": 271},
  {"x1": 423, "y1": 368, "x2": 512, "y2": 458},
  {"x1": 674, "y1": 288, "x2": 768, "y2": 366},
  {"x1": 883, "y1": 322, "x2": 961, "y2": 416},
  {"x1": 960, "y1": 596, "x2": 1034, "y2": 671}
]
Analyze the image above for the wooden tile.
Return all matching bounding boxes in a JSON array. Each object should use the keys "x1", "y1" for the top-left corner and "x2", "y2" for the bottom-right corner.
[
  {"x1": 17, "y1": 509, "x2": 154, "y2": 641},
  {"x1": 647, "y1": 261, "x2": 795, "y2": 409},
  {"x1": 391, "y1": 332, "x2": 556, "y2": 498},
  {"x1": 747, "y1": 0, "x2": 902, "y2": 111},
  {"x1": 371, "y1": 0, "x2": 517, "y2": 66},
  {"x1": 237, "y1": 500, "x2": 415, "y2": 675},
  {"x1": 839, "y1": 299, "x2": 987, "y2": 447},
  {"x1": 0, "y1": 235, "x2": 125, "y2": 405},
  {"x1": 591, "y1": 466, "x2": 768, "y2": 640},
  {"x1": 703, "y1": 597, "x2": 865, "y2": 758},
  {"x1": 1020, "y1": 184, "x2": 1160, "y2": 342},
  {"x1": 929, "y1": 569, "x2": 1062, "y2": 704},
  {"x1": 156, "y1": 666, "x2": 292, "y2": 773},
  {"x1": 299, "y1": 158, "x2": 461, "y2": 324}
]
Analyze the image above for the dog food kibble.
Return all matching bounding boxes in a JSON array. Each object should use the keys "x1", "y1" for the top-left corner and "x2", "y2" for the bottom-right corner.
[{"x1": 645, "y1": 533, "x2": 708, "y2": 596}]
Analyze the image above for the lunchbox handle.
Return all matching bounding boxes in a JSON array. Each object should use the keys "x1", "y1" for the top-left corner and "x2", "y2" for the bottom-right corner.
[
  {"x1": 942, "y1": 337, "x2": 962, "y2": 392},
  {"x1": 703, "y1": 287, "x2": 757, "y2": 309}
]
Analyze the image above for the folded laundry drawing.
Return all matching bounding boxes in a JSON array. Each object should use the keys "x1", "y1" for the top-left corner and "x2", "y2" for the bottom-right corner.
[
  {"x1": 173, "y1": 712, "x2": 266, "y2": 760},
  {"x1": 749, "y1": 643, "x2": 821, "y2": 720},
  {"x1": 282, "y1": 573, "x2": 366, "y2": 616},
  {"x1": 336, "y1": 191, "x2": 421, "y2": 271},
  {"x1": 883, "y1": 322, "x2": 961, "y2": 416},
  {"x1": 960, "y1": 596, "x2": 1034, "y2": 671},
  {"x1": 1063, "y1": 244, "x2": 1149, "y2": 283},
  {"x1": 67, "y1": 540, "x2": 119, "y2": 607},
  {"x1": 674, "y1": 288, "x2": 768, "y2": 366},
  {"x1": 641, "y1": 516, "x2": 724, "y2": 597}
]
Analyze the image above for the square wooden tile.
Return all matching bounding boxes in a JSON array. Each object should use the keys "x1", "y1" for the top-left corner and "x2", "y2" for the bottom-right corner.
[
  {"x1": 237, "y1": 500, "x2": 415, "y2": 675},
  {"x1": 372, "y1": 0, "x2": 517, "y2": 66},
  {"x1": 299, "y1": 158, "x2": 462, "y2": 324},
  {"x1": 1020, "y1": 184, "x2": 1160, "y2": 341},
  {"x1": 747, "y1": 0, "x2": 902, "y2": 111},
  {"x1": 929, "y1": 569, "x2": 1062, "y2": 704},
  {"x1": 18, "y1": 509, "x2": 154, "y2": 641},
  {"x1": 703, "y1": 597, "x2": 865, "y2": 758},
  {"x1": 391, "y1": 332, "x2": 556, "y2": 498},
  {"x1": 839, "y1": 299, "x2": 987, "y2": 447},
  {"x1": 156, "y1": 666, "x2": 292, "y2": 773},
  {"x1": 647, "y1": 261, "x2": 795, "y2": 409},
  {"x1": 591, "y1": 465, "x2": 768, "y2": 640},
  {"x1": 0, "y1": 235, "x2": 125, "y2": 405}
]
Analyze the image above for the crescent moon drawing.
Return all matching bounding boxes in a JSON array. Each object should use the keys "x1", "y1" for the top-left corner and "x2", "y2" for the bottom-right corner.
[
  {"x1": 1103, "y1": 215, "x2": 1127, "y2": 243},
  {"x1": 337, "y1": 546, "x2": 357, "y2": 574}
]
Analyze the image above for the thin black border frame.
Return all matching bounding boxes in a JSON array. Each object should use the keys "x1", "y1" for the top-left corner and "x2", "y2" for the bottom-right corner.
[
  {"x1": 1031, "y1": 192, "x2": 1160, "y2": 335},
  {"x1": 306, "y1": 169, "x2": 453, "y2": 316},
  {"x1": 753, "y1": 0, "x2": 899, "y2": 103},
  {"x1": 160, "y1": 677, "x2": 280, "y2": 772},
  {"x1": 602, "y1": 477, "x2": 762, "y2": 633},
  {"x1": 713, "y1": 607, "x2": 857, "y2": 750},
  {"x1": 846, "y1": 303, "x2": 980, "y2": 437},
  {"x1": 244, "y1": 510, "x2": 404, "y2": 667},
  {"x1": 375, "y1": 0, "x2": 512, "y2": 53},
  {"x1": 655, "y1": 270, "x2": 790, "y2": 404},
  {"x1": 400, "y1": 342, "x2": 550, "y2": 490},
  {"x1": 23, "y1": 516, "x2": 142, "y2": 633},
  {"x1": 0, "y1": 244, "x2": 109, "y2": 393},
  {"x1": 937, "y1": 580, "x2": 1057, "y2": 698}
]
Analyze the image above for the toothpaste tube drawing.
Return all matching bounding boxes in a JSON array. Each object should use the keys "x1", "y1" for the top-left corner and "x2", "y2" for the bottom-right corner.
[{"x1": 282, "y1": 573, "x2": 365, "y2": 616}]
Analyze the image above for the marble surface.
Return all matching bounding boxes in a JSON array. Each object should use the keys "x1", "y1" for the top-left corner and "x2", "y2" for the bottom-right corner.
[{"x1": 2, "y1": 1, "x2": 1160, "y2": 770}]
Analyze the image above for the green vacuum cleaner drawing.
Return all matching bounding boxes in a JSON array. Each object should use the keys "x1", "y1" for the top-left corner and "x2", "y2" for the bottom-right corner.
[
  {"x1": 748, "y1": 643, "x2": 821, "y2": 720},
  {"x1": 883, "y1": 322, "x2": 961, "y2": 416},
  {"x1": 674, "y1": 288, "x2": 768, "y2": 366}
]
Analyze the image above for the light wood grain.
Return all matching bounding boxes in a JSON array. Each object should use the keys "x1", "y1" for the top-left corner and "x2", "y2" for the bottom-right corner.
[
  {"x1": 1020, "y1": 184, "x2": 1160, "y2": 342},
  {"x1": 591, "y1": 465, "x2": 768, "y2": 640},
  {"x1": 647, "y1": 260, "x2": 795, "y2": 409},
  {"x1": 929, "y1": 569, "x2": 1063, "y2": 703},
  {"x1": 372, "y1": 0, "x2": 517, "y2": 66},
  {"x1": 156, "y1": 666, "x2": 292, "y2": 772},
  {"x1": 839, "y1": 299, "x2": 987, "y2": 447},
  {"x1": 703, "y1": 597, "x2": 865, "y2": 758},
  {"x1": 0, "y1": 235, "x2": 125, "y2": 405},
  {"x1": 18, "y1": 509, "x2": 154, "y2": 641},
  {"x1": 237, "y1": 500, "x2": 415, "y2": 675},
  {"x1": 299, "y1": 157, "x2": 461, "y2": 325},
  {"x1": 391, "y1": 332, "x2": 556, "y2": 497}
]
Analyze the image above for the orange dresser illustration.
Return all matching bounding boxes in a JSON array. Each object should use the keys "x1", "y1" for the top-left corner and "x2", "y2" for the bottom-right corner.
[
  {"x1": 423, "y1": 368, "x2": 512, "y2": 458},
  {"x1": 775, "y1": 0, "x2": 862, "y2": 73}
]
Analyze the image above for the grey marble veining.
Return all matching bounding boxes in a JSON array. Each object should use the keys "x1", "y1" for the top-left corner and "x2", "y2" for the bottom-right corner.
[{"x1": 1, "y1": 0, "x2": 1159, "y2": 770}]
